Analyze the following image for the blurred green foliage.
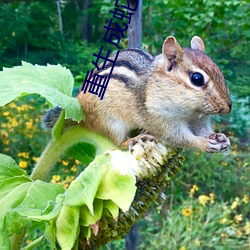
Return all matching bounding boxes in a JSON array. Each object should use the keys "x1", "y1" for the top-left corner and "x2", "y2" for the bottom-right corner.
[{"x1": 0, "y1": 0, "x2": 249, "y2": 97}]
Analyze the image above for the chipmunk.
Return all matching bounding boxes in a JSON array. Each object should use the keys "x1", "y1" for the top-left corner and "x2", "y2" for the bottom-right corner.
[{"x1": 43, "y1": 36, "x2": 232, "y2": 153}]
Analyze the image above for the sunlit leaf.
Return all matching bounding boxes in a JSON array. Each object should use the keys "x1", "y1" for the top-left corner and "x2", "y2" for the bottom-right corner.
[
  {"x1": 56, "y1": 205, "x2": 80, "y2": 250},
  {"x1": 20, "y1": 181, "x2": 64, "y2": 213},
  {"x1": 0, "y1": 176, "x2": 32, "y2": 201},
  {"x1": 96, "y1": 167, "x2": 136, "y2": 212},
  {"x1": 0, "y1": 62, "x2": 85, "y2": 121},
  {"x1": 0, "y1": 154, "x2": 30, "y2": 181},
  {"x1": 64, "y1": 154, "x2": 110, "y2": 213}
]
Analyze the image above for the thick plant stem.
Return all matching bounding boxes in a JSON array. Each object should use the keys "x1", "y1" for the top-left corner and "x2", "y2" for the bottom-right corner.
[{"x1": 30, "y1": 126, "x2": 117, "y2": 181}]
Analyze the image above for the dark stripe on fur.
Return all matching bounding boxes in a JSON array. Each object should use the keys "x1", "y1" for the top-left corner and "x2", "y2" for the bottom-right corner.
[
  {"x1": 115, "y1": 60, "x2": 140, "y2": 74},
  {"x1": 125, "y1": 48, "x2": 154, "y2": 62},
  {"x1": 102, "y1": 73, "x2": 131, "y2": 86}
]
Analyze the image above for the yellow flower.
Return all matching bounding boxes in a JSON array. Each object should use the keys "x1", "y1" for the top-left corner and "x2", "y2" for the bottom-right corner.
[
  {"x1": 51, "y1": 175, "x2": 61, "y2": 183},
  {"x1": 221, "y1": 162, "x2": 228, "y2": 167},
  {"x1": 232, "y1": 150, "x2": 237, "y2": 156},
  {"x1": 70, "y1": 165, "x2": 77, "y2": 172},
  {"x1": 243, "y1": 195, "x2": 248, "y2": 204},
  {"x1": 4, "y1": 147, "x2": 10, "y2": 152},
  {"x1": 231, "y1": 201, "x2": 238, "y2": 209},
  {"x1": 32, "y1": 157, "x2": 39, "y2": 162},
  {"x1": 235, "y1": 157, "x2": 242, "y2": 163},
  {"x1": 220, "y1": 218, "x2": 228, "y2": 224},
  {"x1": 11, "y1": 120, "x2": 18, "y2": 127},
  {"x1": 244, "y1": 221, "x2": 250, "y2": 234},
  {"x1": 19, "y1": 161, "x2": 28, "y2": 169},
  {"x1": 194, "y1": 238, "x2": 201, "y2": 247},
  {"x1": 209, "y1": 193, "x2": 215, "y2": 204},
  {"x1": 3, "y1": 138, "x2": 9, "y2": 145},
  {"x1": 221, "y1": 232, "x2": 227, "y2": 238},
  {"x1": 198, "y1": 195, "x2": 210, "y2": 206},
  {"x1": 189, "y1": 184, "x2": 199, "y2": 197},
  {"x1": 179, "y1": 247, "x2": 186, "y2": 250},
  {"x1": 26, "y1": 121, "x2": 33, "y2": 129},
  {"x1": 3, "y1": 111, "x2": 9, "y2": 116},
  {"x1": 17, "y1": 105, "x2": 29, "y2": 112},
  {"x1": 182, "y1": 207, "x2": 192, "y2": 217},
  {"x1": 62, "y1": 160, "x2": 69, "y2": 166},
  {"x1": 236, "y1": 229, "x2": 243, "y2": 237},
  {"x1": 9, "y1": 102, "x2": 16, "y2": 108},
  {"x1": 0, "y1": 130, "x2": 8, "y2": 138},
  {"x1": 63, "y1": 182, "x2": 69, "y2": 189},
  {"x1": 234, "y1": 214, "x2": 243, "y2": 224},
  {"x1": 231, "y1": 198, "x2": 240, "y2": 209},
  {"x1": 66, "y1": 176, "x2": 75, "y2": 182},
  {"x1": 75, "y1": 159, "x2": 81, "y2": 165},
  {"x1": 18, "y1": 152, "x2": 29, "y2": 159}
]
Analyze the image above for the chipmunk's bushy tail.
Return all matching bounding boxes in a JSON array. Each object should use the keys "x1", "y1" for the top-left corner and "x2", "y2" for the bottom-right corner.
[{"x1": 41, "y1": 106, "x2": 62, "y2": 130}]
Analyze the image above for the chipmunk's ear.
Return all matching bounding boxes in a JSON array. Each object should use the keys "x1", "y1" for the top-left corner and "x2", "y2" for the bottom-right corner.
[
  {"x1": 162, "y1": 36, "x2": 184, "y2": 64},
  {"x1": 191, "y1": 36, "x2": 205, "y2": 52}
]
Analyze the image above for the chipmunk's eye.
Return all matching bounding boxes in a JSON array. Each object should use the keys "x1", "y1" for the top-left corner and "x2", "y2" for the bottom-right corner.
[{"x1": 190, "y1": 72, "x2": 204, "y2": 87}]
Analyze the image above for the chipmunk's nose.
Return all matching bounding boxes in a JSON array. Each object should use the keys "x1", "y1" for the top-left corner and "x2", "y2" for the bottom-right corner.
[{"x1": 219, "y1": 101, "x2": 232, "y2": 114}]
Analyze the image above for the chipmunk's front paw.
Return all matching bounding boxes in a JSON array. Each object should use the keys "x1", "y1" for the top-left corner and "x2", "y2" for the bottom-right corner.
[{"x1": 206, "y1": 133, "x2": 230, "y2": 152}]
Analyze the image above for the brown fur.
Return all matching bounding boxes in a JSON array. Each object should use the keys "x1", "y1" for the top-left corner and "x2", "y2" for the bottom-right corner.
[{"x1": 76, "y1": 36, "x2": 231, "y2": 152}]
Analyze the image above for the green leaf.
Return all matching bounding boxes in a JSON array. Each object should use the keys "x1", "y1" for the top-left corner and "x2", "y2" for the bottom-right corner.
[
  {"x1": 64, "y1": 154, "x2": 111, "y2": 213},
  {"x1": 65, "y1": 142, "x2": 96, "y2": 165},
  {"x1": 0, "y1": 154, "x2": 65, "y2": 244},
  {"x1": 56, "y1": 205, "x2": 80, "y2": 250},
  {"x1": 80, "y1": 226, "x2": 92, "y2": 240},
  {"x1": 52, "y1": 108, "x2": 65, "y2": 139},
  {"x1": 103, "y1": 200, "x2": 119, "y2": 219},
  {"x1": 79, "y1": 199, "x2": 103, "y2": 227},
  {"x1": 26, "y1": 199, "x2": 63, "y2": 222},
  {"x1": 0, "y1": 182, "x2": 33, "y2": 218},
  {"x1": 96, "y1": 167, "x2": 136, "y2": 212},
  {"x1": 20, "y1": 181, "x2": 64, "y2": 213},
  {"x1": 0, "y1": 176, "x2": 32, "y2": 201},
  {"x1": 0, "y1": 231, "x2": 10, "y2": 250},
  {"x1": 64, "y1": 150, "x2": 137, "y2": 214},
  {"x1": 45, "y1": 220, "x2": 56, "y2": 249},
  {"x1": 0, "y1": 181, "x2": 64, "y2": 240},
  {"x1": 0, "y1": 154, "x2": 30, "y2": 181},
  {"x1": 0, "y1": 62, "x2": 85, "y2": 122},
  {"x1": 0, "y1": 182, "x2": 33, "y2": 247},
  {"x1": 3, "y1": 210, "x2": 31, "y2": 237}
]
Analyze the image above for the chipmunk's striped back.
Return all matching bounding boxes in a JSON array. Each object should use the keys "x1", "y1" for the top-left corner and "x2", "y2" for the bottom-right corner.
[{"x1": 93, "y1": 48, "x2": 155, "y2": 89}]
